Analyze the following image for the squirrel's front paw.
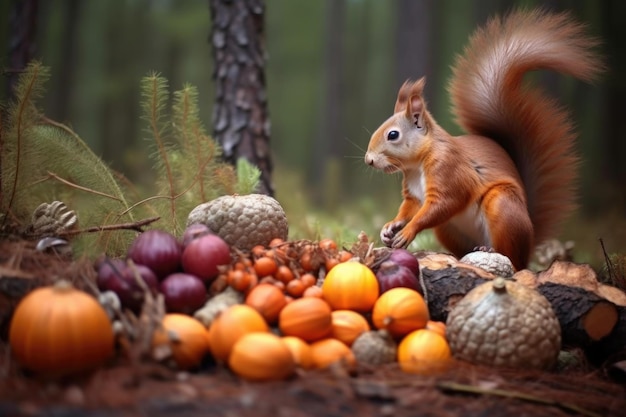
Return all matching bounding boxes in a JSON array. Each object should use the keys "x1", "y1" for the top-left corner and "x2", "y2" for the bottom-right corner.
[
  {"x1": 381, "y1": 220, "x2": 406, "y2": 247},
  {"x1": 391, "y1": 228, "x2": 416, "y2": 249}
]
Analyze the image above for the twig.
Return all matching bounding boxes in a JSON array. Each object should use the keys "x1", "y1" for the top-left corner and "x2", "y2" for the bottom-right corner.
[
  {"x1": 599, "y1": 238, "x2": 614, "y2": 284},
  {"x1": 437, "y1": 381, "x2": 602, "y2": 417},
  {"x1": 58, "y1": 216, "x2": 160, "y2": 236},
  {"x1": 34, "y1": 172, "x2": 124, "y2": 202}
]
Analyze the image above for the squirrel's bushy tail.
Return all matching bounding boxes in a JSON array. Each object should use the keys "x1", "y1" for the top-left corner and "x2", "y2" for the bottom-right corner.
[{"x1": 449, "y1": 9, "x2": 602, "y2": 244}]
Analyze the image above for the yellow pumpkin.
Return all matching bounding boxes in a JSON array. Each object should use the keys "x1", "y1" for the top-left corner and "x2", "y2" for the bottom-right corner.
[
  {"x1": 9, "y1": 280, "x2": 115, "y2": 376},
  {"x1": 372, "y1": 287, "x2": 429, "y2": 338},
  {"x1": 330, "y1": 310, "x2": 370, "y2": 346},
  {"x1": 209, "y1": 304, "x2": 269, "y2": 362},
  {"x1": 321, "y1": 261, "x2": 379, "y2": 312},
  {"x1": 278, "y1": 297, "x2": 333, "y2": 342},
  {"x1": 152, "y1": 314, "x2": 211, "y2": 370},
  {"x1": 397, "y1": 329, "x2": 451, "y2": 375},
  {"x1": 229, "y1": 332, "x2": 295, "y2": 381}
]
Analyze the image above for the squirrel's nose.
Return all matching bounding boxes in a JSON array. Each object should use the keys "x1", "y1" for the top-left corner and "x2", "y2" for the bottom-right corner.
[{"x1": 364, "y1": 153, "x2": 374, "y2": 166}]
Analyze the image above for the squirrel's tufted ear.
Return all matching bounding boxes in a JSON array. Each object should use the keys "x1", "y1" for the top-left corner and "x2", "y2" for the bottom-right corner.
[
  {"x1": 405, "y1": 94, "x2": 426, "y2": 129},
  {"x1": 394, "y1": 80, "x2": 412, "y2": 113},
  {"x1": 394, "y1": 77, "x2": 427, "y2": 114}
]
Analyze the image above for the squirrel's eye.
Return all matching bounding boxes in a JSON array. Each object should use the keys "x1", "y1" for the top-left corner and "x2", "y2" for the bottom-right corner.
[{"x1": 387, "y1": 130, "x2": 400, "y2": 141}]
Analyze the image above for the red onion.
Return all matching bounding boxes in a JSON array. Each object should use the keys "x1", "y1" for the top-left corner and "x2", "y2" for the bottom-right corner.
[
  {"x1": 160, "y1": 273, "x2": 207, "y2": 314},
  {"x1": 375, "y1": 261, "x2": 421, "y2": 294},
  {"x1": 388, "y1": 249, "x2": 420, "y2": 277},
  {"x1": 127, "y1": 229, "x2": 182, "y2": 280},
  {"x1": 96, "y1": 257, "x2": 159, "y2": 313},
  {"x1": 181, "y1": 233, "x2": 231, "y2": 282},
  {"x1": 181, "y1": 223, "x2": 212, "y2": 249}
]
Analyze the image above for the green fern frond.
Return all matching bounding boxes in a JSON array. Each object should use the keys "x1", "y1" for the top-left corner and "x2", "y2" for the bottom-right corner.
[
  {"x1": 172, "y1": 83, "x2": 201, "y2": 153},
  {"x1": 1, "y1": 63, "x2": 137, "y2": 255},
  {"x1": 141, "y1": 72, "x2": 179, "y2": 228},
  {"x1": 2, "y1": 62, "x2": 51, "y2": 218},
  {"x1": 235, "y1": 158, "x2": 261, "y2": 195}
]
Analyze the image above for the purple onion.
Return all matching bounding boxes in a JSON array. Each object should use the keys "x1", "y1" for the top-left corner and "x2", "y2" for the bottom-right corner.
[
  {"x1": 181, "y1": 223, "x2": 213, "y2": 249},
  {"x1": 388, "y1": 249, "x2": 420, "y2": 277},
  {"x1": 96, "y1": 257, "x2": 159, "y2": 313},
  {"x1": 375, "y1": 261, "x2": 421, "y2": 294},
  {"x1": 181, "y1": 233, "x2": 231, "y2": 282},
  {"x1": 160, "y1": 273, "x2": 208, "y2": 314},
  {"x1": 127, "y1": 229, "x2": 182, "y2": 280}
]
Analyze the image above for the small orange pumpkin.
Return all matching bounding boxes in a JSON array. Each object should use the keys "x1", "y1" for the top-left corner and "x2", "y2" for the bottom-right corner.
[
  {"x1": 330, "y1": 310, "x2": 370, "y2": 346},
  {"x1": 372, "y1": 287, "x2": 429, "y2": 338},
  {"x1": 278, "y1": 297, "x2": 332, "y2": 342},
  {"x1": 282, "y1": 336, "x2": 315, "y2": 369},
  {"x1": 321, "y1": 261, "x2": 379, "y2": 312},
  {"x1": 397, "y1": 329, "x2": 451, "y2": 375},
  {"x1": 245, "y1": 283, "x2": 287, "y2": 324},
  {"x1": 309, "y1": 338, "x2": 356, "y2": 369},
  {"x1": 229, "y1": 332, "x2": 295, "y2": 381},
  {"x1": 9, "y1": 280, "x2": 115, "y2": 376},
  {"x1": 152, "y1": 313, "x2": 211, "y2": 370},
  {"x1": 209, "y1": 304, "x2": 269, "y2": 362}
]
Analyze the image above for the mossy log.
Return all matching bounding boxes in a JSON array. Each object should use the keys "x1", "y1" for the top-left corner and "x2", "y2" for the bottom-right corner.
[{"x1": 420, "y1": 266, "x2": 625, "y2": 363}]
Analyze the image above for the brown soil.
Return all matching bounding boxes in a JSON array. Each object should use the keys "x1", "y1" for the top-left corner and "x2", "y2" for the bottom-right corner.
[{"x1": 1, "y1": 238, "x2": 625, "y2": 417}]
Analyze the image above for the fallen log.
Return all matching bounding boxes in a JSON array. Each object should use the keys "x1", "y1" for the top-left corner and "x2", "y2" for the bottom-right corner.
[{"x1": 418, "y1": 260, "x2": 626, "y2": 364}]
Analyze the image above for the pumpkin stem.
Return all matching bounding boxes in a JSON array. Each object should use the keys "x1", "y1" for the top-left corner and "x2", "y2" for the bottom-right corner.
[
  {"x1": 492, "y1": 277, "x2": 507, "y2": 293},
  {"x1": 53, "y1": 279, "x2": 75, "y2": 292}
]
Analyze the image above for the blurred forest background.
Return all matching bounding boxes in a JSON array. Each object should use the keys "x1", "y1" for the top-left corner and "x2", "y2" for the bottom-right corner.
[{"x1": 1, "y1": 0, "x2": 625, "y2": 267}]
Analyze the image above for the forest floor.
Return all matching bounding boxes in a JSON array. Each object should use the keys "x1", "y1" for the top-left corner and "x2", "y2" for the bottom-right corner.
[{"x1": 0, "y1": 238, "x2": 625, "y2": 417}]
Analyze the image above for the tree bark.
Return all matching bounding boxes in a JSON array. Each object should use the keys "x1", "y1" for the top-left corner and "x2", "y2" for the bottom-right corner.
[{"x1": 208, "y1": 0, "x2": 273, "y2": 196}]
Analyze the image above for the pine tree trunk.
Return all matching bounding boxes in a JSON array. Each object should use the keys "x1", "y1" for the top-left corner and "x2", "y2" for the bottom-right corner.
[{"x1": 209, "y1": 0, "x2": 273, "y2": 196}]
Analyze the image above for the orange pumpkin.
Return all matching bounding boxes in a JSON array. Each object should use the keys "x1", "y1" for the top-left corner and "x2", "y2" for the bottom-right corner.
[
  {"x1": 278, "y1": 297, "x2": 332, "y2": 342},
  {"x1": 209, "y1": 304, "x2": 269, "y2": 362},
  {"x1": 229, "y1": 332, "x2": 295, "y2": 381},
  {"x1": 152, "y1": 313, "x2": 211, "y2": 370},
  {"x1": 309, "y1": 338, "x2": 356, "y2": 369},
  {"x1": 372, "y1": 287, "x2": 429, "y2": 338},
  {"x1": 397, "y1": 329, "x2": 451, "y2": 375},
  {"x1": 282, "y1": 336, "x2": 315, "y2": 369},
  {"x1": 9, "y1": 280, "x2": 114, "y2": 376},
  {"x1": 330, "y1": 310, "x2": 370, "y2": 346},
  {"x1": 321, "y1": 261, "x2": 379, "y2": 312},
  {"x1": 245, "y1": 283, "x2": 287, "y2": 324}
]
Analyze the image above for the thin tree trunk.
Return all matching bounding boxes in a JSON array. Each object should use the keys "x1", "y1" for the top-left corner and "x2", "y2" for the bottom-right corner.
[
  {"x1": 7, "y1": 0, "x2": 39, "y2": 99},
  {"x1": 312, "y1": 0, "x2": 346, "y2": 208},
  {"x1": 209, "y1": 0, "x2": 273, "y2": 196},
  {"x1": 53, "y1": 0, "x2": 80, "y2": 123},
  {"x1": 394, "y1": 0, "x2": 434, "y2": 95}
]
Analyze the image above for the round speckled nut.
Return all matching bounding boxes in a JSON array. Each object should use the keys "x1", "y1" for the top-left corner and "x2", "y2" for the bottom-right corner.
[
  {"x1": 459, "y1": 251, "x2": 515, "y2": 277},
  {"x1": 187, "y1": 194, "x2": 288, "y2": 251},
  {"x1": 445, "y1": 277, "x2": 561, "y2": 370}
]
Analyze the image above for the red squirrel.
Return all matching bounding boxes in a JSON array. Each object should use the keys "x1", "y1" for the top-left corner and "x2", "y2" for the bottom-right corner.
[{"x1": 364, "y1": 9, "x2": 602, "y2": 270}]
